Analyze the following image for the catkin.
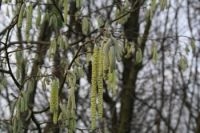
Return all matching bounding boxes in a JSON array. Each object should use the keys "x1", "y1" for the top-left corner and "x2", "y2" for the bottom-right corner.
[
  {"x1": 53, "y1": 111, "x2": 58, "y2": 124},
  {"x1": 50, "y1": 79, "x2": 59, "y2": 113},
  {"x1": 97, "y1": 46, "x2": 103, "y2": 118},
  {"x1": 91, "y1": 47, "x2": 98, "y2": 129}
]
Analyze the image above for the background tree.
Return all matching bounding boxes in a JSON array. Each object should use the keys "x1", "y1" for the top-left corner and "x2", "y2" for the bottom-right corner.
[{"x1": 0, "y1": 0, "x2": 200, "y2": 133}]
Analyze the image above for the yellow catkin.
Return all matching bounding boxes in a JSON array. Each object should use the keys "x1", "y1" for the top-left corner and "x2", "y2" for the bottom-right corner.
[
  {"x1": 53, "y1": 111, "x2": 58, "y2": 124},
  {"x1": 50, "y1": 79, "x2": 59, "y2": 113},
  {"x1": 97, "y1": 46, "x2": 103, "y2": 118},
  {"x1": 91, "y1": 47, "x2": 98, "y2": 130}
]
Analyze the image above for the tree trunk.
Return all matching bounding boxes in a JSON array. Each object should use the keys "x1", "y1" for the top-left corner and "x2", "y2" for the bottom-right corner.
[
  {"x1": 117, "y1": 1, "x2": 141, "y2": 133},
  {"x1": 117, "y1": 0, "x2": 153, "y2": 132}
]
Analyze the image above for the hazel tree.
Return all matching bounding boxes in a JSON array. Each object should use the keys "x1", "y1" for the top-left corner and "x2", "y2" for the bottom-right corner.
[{"x1": 0, "y1": 0, "x2": 200, "y2": 133}]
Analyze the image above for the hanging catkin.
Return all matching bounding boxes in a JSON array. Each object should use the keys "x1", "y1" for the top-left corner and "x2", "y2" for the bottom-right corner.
[
  {"x1": 53, "y1": 111, "x2": 58, "y2": 124},
  {"x1": 97, "y1": 46, "x2": 103, "y2": 118},
  {"x1": 50, "y1": 79, "x2": 59, "y2": 113},
  {"x1": 91, "y1": 46, "x2": 98, "y2": 129}
]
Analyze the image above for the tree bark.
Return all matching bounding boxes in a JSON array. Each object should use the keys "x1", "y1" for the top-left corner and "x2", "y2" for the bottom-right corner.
[
  {"x1": 117, "y1": 0, "x2": 153, "y2": 132},
  {"x1": 117, "y1": 1, "x2": 141, "y2": 133}
]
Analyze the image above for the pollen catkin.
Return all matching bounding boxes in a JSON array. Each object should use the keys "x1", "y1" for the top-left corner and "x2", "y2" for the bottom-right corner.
[
  {"x1": 50, "y1": 79, "x2": 59, "y2": 113},
  {"x1": 97, "y1": 46, "x2": 103, "y2": 118},
  {"x1": 91, "y1": 47, "x2": 98, "y2": 130},
  {"x1": 53, "y1": 111, "x2": 58, "y2": 124}
]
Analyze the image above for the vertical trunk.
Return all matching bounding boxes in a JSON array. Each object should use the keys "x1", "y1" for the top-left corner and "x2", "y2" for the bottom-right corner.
[
  {"x1": 117, "y1": 0, "x2": 153, "y2": 132},
  {"x1": 117, "y1": 0, "x2": 141, "y2": 133}
]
